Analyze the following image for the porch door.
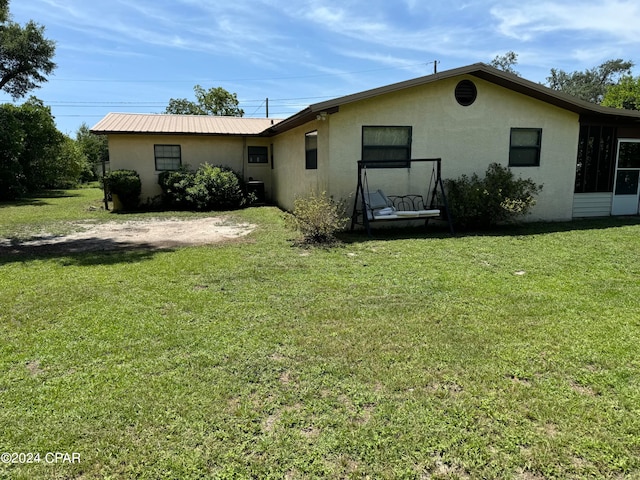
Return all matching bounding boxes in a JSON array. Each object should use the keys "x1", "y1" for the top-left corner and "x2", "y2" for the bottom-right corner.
[{"x1": 611, "y1": 140, "x2": 640, "y2": 215}]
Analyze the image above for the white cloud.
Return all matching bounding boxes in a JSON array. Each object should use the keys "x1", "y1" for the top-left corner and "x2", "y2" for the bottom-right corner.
[{"x1": 491, "y1": 1, "x2": 640, "y2": 43}]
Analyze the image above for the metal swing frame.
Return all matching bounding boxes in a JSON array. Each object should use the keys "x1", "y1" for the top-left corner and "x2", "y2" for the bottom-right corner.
[{"x1": 350, "y1": 158, "x2": 455, "y2": 236}]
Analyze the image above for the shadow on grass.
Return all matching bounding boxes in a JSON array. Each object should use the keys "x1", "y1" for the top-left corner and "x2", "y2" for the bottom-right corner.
[
  {"x1": 341, "y1": 216, "x2": 640, "y2": 243},
  {"x1": 0, "y1": 237, "x2": 172, "y2": 266},
  {"x1": 0, "y1": 190, "x2": 82, "y2": 208}
]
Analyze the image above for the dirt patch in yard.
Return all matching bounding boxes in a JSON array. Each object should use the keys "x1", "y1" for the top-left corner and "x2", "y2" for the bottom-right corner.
[{"x1": 0, "y1": 217, "x2": 255, "y2": 255}]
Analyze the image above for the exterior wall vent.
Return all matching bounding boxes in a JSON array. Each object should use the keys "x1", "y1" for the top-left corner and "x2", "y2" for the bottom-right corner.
[{"x1": 455, "y1": 79, "x2": 477, "y2": 106}]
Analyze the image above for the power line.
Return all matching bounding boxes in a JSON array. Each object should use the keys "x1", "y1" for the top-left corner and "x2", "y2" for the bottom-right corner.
[
  {"x1": 39, "y1": 95, "x2": 337, "y2": 106},
  {"x1": 49, "y1": 63, "x2": 428, "y2": 84}
]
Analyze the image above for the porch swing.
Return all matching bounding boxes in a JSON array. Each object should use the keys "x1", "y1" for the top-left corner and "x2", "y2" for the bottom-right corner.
[{"x1": 350, "y1": 158, "x2": 455, "y2": 235}]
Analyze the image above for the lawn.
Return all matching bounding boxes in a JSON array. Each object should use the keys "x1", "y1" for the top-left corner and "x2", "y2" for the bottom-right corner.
[{"x1": 1, "y1": 188, "x2": 639, "y2": 479}]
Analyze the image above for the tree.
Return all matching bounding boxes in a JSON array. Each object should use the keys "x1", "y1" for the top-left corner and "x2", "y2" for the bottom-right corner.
[
  {"x1": 0, "y1": 0, "x2": 8, "y2": 23},
  {"x1": 546, "y1": 59, "x2": 633, "y2": 104},
  {"x1": 165, "y1": 85, "x2": 244, "y2": 116},
  {"x1": 14, "y1": 98, "x2": 65, "y2": 190},
  {"x1": 490, "y1": 51, "x2": 520, "y2": 76},
  {"x1": 602, "y1": 75, "x2": 640, "y2": 110},
  {"x1": 0, "y1": 0, "x2": 56, "y2": 99},
  {"x1": 76, "y1": 122, "x2": 108, "y2": 179},
  {"x1": 0, "y1": 101, "x2": 27, "y2": 198},
  {"x1": 0, "y1": 97, "x2": 85, "y2": 199},
  {"x1": 47, "y1": 136, "x2": 88, "y2": 188}
]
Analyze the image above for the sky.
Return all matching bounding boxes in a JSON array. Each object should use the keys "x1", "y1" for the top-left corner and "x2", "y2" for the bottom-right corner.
[{"x1": 2, "y1": 0, "x2": 640, "y2": 135}]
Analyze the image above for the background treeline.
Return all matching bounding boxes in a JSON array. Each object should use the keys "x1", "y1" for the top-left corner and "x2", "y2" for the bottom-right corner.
[{"x1": 0, "y1": 100, "x2": 107, "y2": 200}]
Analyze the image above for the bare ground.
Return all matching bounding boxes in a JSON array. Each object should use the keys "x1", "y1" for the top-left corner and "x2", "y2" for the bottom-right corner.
[{"x1": 0, "y1": 217, "x2": 255, "y2": 255}]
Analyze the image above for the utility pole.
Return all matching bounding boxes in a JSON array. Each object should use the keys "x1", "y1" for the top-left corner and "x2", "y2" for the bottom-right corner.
[
  {"x1": 266, "y1": 98, "x2": 269, "y2": 118},
  {"x1": 434, "y1": 60, "x2": 439, "y2": 74}
]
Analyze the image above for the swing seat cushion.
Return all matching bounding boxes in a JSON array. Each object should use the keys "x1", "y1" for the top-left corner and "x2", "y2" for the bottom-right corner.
[
  {"x1": 395, "y1": 209, "x2": 441, "y2": 217},
  {"x1": 364, "y1": 190, "x2": 440, "y2": 220},
  {"x1": 365, "y1": 190, "x2": 393, "y2": 210},
  {"x1": 365, "y1": 190, "x2": 396, "y2": 219}
]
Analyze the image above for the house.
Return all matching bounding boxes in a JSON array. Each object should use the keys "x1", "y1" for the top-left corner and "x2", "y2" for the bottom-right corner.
[{"x1": 91, "y1": 63, "x2": 640, "y2": 220}]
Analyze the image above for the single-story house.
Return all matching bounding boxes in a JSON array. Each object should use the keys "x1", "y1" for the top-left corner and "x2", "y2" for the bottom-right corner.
[{"x1": 91, "y1": 63, "x2": 640, "y2": 220}]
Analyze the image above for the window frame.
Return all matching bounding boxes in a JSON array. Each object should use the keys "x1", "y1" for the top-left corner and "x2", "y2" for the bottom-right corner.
[
  {"x1": 305, "y1": 130, "x2": 318, "y2": 170},
  {"x1": 509, "y1": 128, "x2": 542, "y2": 167},
  {"x1": 248, "y1": 145, "x2": 269, "y2": 164},
  {"x1": 361, "y1": 126, "x2": 412, "y2": 168},
  {"x1": 154, "y1": 144, "x2": 182, "y2": 171}
]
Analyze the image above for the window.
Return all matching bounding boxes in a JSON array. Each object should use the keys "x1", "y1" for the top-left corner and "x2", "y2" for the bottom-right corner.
[
  {"x1": 305, "y1": 131, "x2": 318, "y2": 169},
  {"x1": 248, "y1": 146, "x2": 268, "y2": 164},
  {"x1": 154, "y1": 144, "x2": 181, "y2": 171},
  {"x1": 509, "y1": 128, "x2": 542, "y2": 167},
  {"x1": 362, "y1": 126, "x2": 412, "y2": 168}
]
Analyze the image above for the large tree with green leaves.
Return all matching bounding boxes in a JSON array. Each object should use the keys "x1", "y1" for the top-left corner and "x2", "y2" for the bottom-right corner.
[
  {"x1": 165, "y1": 85, "x2": 244, "y2": 116},
  {"x1": 0, "y1": 98, "x2": 86, "y2": 199},
  {"x1": 0, "y1": 0, "x2": 56, "y2": 99},
  {"x1": 546, "y1": 59, "x2": 633, "y2": 104},
  {"x1": 602, "y1": 75, "x2": 640, "y2": 111},
  {"x1": 0, "y1": 0, "x2": 8, "y2": 23}
]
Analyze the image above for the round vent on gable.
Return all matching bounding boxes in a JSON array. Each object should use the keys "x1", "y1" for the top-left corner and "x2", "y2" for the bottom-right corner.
[{"x1": 455, "y1": 79, "x2": 477, "y2": 106}]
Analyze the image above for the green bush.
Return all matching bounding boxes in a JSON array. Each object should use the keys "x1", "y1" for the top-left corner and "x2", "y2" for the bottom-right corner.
[
  {"x1": 285, "y1": 191, "x2": 349, "y2": 244},
  {"x1": 103, "y1": 169, "x2": 141, "y2": 210},
  {"x1": 158, "y1": 164, "x2": 252, "y2": 211},
  {"x1": 158, "y1": 168, "x2": 194, "y2": 209},
  {"x1": 188, "y1": 164, "x2": 248, "y2": 211},
  {"x1": 444, "y1": 163, "x2": 542, "y2": 229}
]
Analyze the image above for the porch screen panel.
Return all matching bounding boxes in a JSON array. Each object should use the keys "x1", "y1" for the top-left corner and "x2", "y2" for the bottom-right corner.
[
  {"x1": 574, "y1": 125, "x2": 616, "y2": 193},
  {"x1": 618, "y1": 141, "x2": 640, "y2": 168},
  {"x1": 362, "y1": 126, "x2": 412, "y2": 168}
]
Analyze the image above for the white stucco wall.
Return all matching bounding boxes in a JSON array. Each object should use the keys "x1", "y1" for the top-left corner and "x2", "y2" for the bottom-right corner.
[
  {"x1": 321, "y1": 75, "x2": 580, "y2": 222},
  {"x1": 271, "y1": 120, "x2": 330, "y2": 211},
  {"x1": 107, "y1": 134, "x2": 272, "y2": 203},
  {"x1": 106, "y1": 74, "x2": 581, "y2": 221}
]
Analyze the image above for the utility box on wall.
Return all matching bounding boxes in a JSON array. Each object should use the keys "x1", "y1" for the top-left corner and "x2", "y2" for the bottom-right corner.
[{"x1": 247, "y1": 180, "x2": 266, "y2": 204}]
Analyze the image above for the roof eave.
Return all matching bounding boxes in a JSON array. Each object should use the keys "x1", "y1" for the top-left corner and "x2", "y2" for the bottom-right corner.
[
  {"x1": 270, "y1": 63, "x2": 640, "y2": 135},
  {"x1": 90, "y1": 130, "x2": 272, "y2": 136}
]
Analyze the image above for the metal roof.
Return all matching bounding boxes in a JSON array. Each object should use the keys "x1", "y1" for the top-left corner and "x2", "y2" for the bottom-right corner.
[{"x1": 90, "y1": 113, "x2": 281, "y2": 136}]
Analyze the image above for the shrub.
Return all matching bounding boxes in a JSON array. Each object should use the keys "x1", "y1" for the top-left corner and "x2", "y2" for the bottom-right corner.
[
  {"x1": 187, "y1": 164, "x2": 248, "y2": 211},
  {"x1": 103, "y1": 169, "x2": 141, "y2": 210},
  {"x1": 444, "y1": 163, "x2": 542, "y2": 229},
  {"x1": 158, "y1": 168, "x2": 194, "y2": 209},
  {"x1": 158, "y1": 164, "x2": 253, "y2": 211},
  {"x1": 285, "y1": 191, "x2": 349, "y2": 245}
]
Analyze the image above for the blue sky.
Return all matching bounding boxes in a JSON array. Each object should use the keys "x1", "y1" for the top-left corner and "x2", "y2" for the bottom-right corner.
[{"x1": 2, "y1": 0, "x2": 640, "y2": 135}]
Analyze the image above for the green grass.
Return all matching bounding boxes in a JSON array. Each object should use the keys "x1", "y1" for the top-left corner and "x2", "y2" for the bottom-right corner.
[{"x1": 1, "y1": 188, "x2": 640, "y2": 479}]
